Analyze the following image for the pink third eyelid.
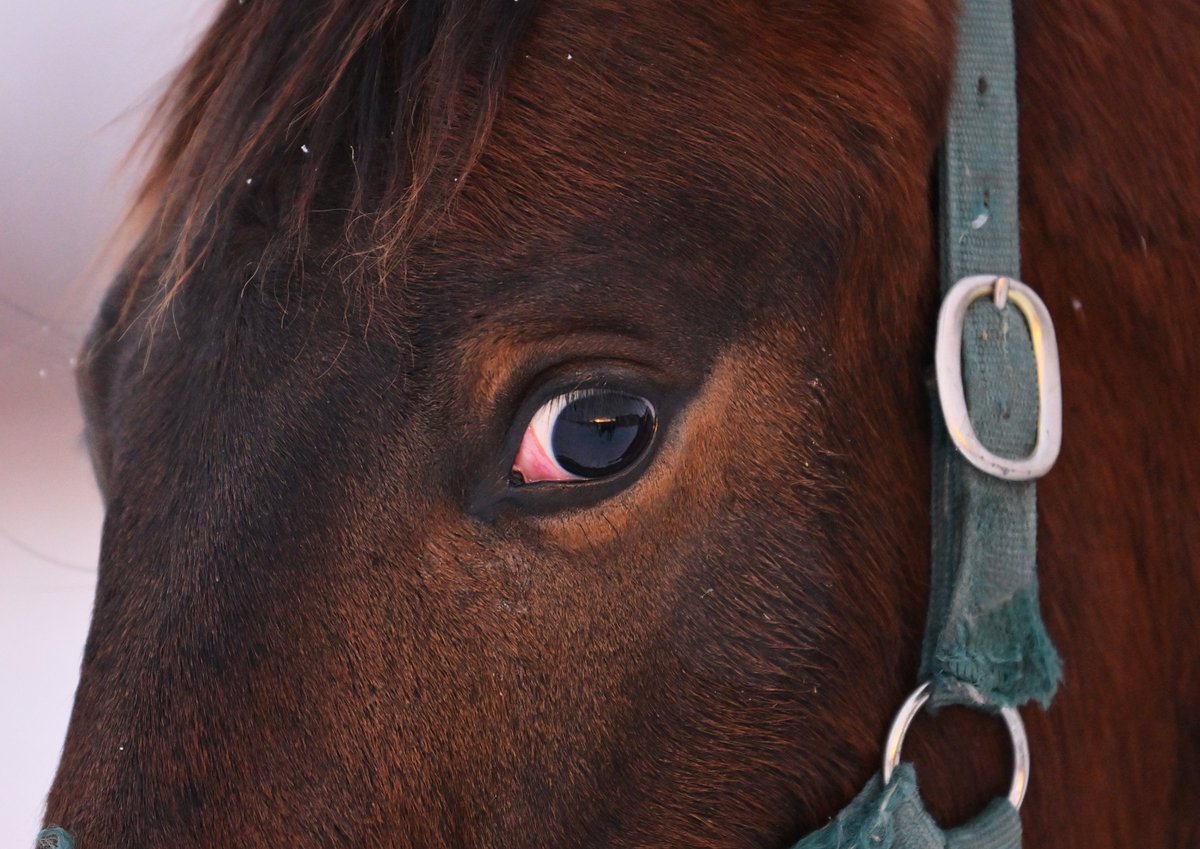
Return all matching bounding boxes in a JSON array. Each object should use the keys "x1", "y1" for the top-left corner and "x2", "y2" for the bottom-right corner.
[{"x1": 512, "y1": 427, "x2": 572, "y2": 483}]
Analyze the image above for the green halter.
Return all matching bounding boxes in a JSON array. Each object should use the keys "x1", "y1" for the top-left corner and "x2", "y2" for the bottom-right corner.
[
  {"x1": 35, "y1": 3, "x2": 1060, "y2": 849},
  {"x1": 792, "y1": 0, "x2": 1062, "y2": 847}
]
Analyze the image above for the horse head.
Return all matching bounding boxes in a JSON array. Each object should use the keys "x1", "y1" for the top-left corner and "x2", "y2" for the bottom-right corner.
[{"x1": 44, "y1": 0, "x2": 1200, "y2": 846}]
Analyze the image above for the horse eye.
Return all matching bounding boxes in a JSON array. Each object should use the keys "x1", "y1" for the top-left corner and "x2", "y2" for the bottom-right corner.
[{"x1": 511, "y1": 390, "x2": 657, "y2": 485}]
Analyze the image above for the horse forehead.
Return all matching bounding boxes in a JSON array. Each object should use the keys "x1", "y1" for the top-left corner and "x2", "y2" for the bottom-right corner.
[
  {"x1": 401, "y1": 3, "x2": 949, "y2": 315},
  {"x1": 486, "y1": 0, "x2": 942, "y2": 159}
]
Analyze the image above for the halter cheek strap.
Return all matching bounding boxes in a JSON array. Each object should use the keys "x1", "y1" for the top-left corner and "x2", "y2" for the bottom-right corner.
[{"x1": 792, "y1": 0, "x2": 1062, "y2": 846}]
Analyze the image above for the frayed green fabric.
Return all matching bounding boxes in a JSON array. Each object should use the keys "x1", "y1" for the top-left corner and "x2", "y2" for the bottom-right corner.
[
  {"x1": 36, "y1": 827, "x2": 74, "y2": 849},
  {"x1": 792, "y1": 765, "x2": 1022, "y2": 849},
  {"x1": 930, "y1": 591, "x2": 1060, "y2": 709}
]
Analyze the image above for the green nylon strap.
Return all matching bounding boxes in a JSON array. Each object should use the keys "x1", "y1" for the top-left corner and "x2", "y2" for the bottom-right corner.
[
  {"x1": 793, "y1": 0, "x2": 1059, "y2": 846},
  {"x1": 35, "y1": 828, "x2": 73, "y2": 849},
  {"x1": 922, "y1": 0, "x2": 1060, "y2": 713},
  {"x1": 793, "y1": 765, "x2": 1021, "y2": 849}
]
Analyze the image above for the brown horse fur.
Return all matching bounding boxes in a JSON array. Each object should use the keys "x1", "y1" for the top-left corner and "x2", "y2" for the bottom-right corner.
[{"x1": 47, "y1": 0, "x2": 1198, "y2": 846}]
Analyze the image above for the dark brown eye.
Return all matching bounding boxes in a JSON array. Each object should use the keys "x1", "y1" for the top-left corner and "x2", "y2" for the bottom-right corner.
[{"x1": 511, "y1": 390, "x2": 657, "y2": 484}]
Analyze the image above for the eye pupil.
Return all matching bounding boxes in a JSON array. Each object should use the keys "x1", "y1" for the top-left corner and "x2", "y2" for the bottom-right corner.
[{"x1": 551, "y1": 392, "x2": 656, "y2": 479}]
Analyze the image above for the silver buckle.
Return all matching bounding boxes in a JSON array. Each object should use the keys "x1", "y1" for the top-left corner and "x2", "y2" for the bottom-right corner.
[
  {"x1": 935, "y1": 275, "x2": 1062, "y2": 481},
  {"x1": 882, "y1": 681, "x2": 1030, "y2": 810}
]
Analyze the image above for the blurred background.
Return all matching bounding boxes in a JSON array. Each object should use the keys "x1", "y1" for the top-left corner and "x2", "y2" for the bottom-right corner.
[{"x1": 0, "y1": 2, "x2": 216, "y2": 841}]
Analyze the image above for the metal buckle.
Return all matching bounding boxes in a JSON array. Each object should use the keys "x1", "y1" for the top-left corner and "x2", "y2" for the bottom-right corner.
[
  {"x1": 882, "y1": 681, "x2": 1030, "y2": 810},
  {"x1": 935, "y1": 275, "x2": 1062, "y2": 481}
]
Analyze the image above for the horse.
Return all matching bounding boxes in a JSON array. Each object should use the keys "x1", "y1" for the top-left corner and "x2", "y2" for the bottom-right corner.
[{"x1": 42, "y1": 0, "x2": 1199, "y2": 846}]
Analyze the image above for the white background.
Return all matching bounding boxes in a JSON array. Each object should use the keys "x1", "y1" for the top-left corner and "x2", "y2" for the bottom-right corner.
[{"x1": 0, "y1": 2, "x2": 216, "y2": 842}]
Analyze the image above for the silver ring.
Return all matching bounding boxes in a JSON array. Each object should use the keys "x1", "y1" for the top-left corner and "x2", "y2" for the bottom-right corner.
[{"x1": 881, "y1": 681, "x2": 1030, "y2": 810}]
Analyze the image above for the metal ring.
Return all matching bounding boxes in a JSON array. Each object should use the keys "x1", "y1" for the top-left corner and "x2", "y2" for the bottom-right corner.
[
  {"x1": 935, "y1": 274, "x2": 1062, "y2": 480},
  {"x1": 881, "y1": 681, "x2": 1030, "y2": 810}
]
